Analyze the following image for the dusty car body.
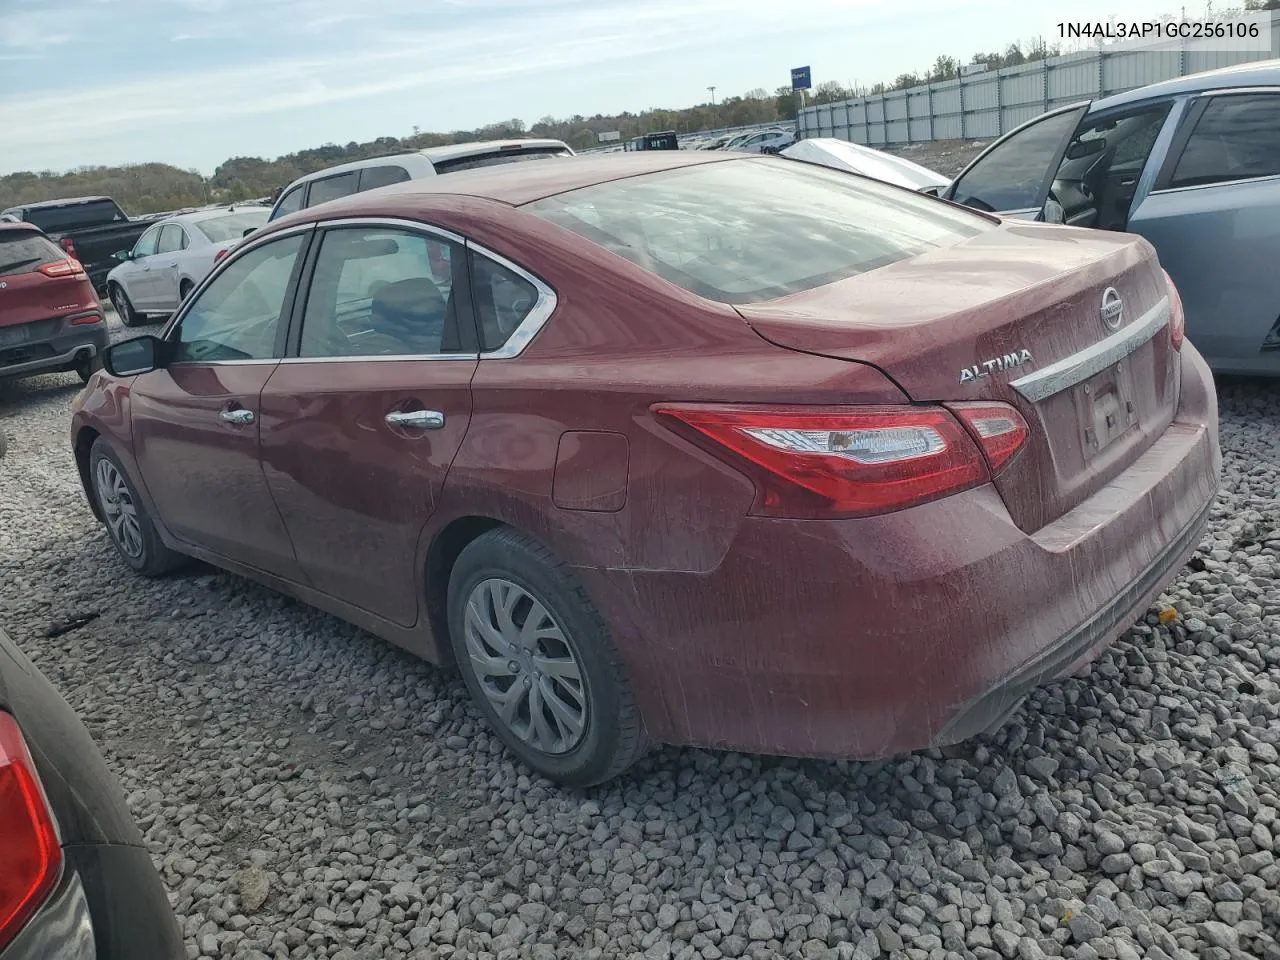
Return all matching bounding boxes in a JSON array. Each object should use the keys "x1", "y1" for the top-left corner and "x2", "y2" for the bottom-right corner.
[
  {"x1": 71, "y1": 152, "x2": 1220, "y2": 784},
  {"x1": 781, "y1": 138, "x2": 950, "y2": 192},
  {"x1": 944, "y1": 59, "x2": 1280, "y2": 376}
]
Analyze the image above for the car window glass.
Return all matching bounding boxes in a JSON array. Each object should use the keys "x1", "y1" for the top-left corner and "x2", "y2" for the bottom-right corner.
[
  {"x1": 0, "y1": 231, "x2": 64, "y2": 275},
  {"x1": 157, "y1": 224, "x2": 185, "y2": 254},
  {"x1": 307, "y1": 172, "x2": 359, "y2": 208},
  {"x1": 195, "y1": 210, "x2": 270, "y2": 243},
  {"x1": 172, "y1": 234, "x2": 302, "y2": 363},
  {"x1": 133, "y1": 226, "x2": 160, "y2": 258},
  {"x1": 358, "y1": 165, "x2": 412, "y2": 191},
  {"x1": 272, "y1": 186, "x2": 304, "y2": 221},
  {"x1": 950, "y1": 108, "x2": 1082, "y2": 212},
  {"x1": 299, "y1": 228, "x2": 460, "y2": 358},
  {"x1": 1171, "y1": 94, "x2": 1280, "y2": 188},
  {"x1": 530, "y1": 158, "x2": 990, "y2": 304},
  {"x1": 472, "y1": 254, "x2": 539, "y2": 351}
]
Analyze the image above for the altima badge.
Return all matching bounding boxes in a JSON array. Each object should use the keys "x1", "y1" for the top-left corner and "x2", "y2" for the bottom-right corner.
[
  {"x1": 1100, "y1": 287, "x2": 1124, "y2": 331},
  {"x1": 959, "y1": 349, "x2": 1033, "y2": 384}
]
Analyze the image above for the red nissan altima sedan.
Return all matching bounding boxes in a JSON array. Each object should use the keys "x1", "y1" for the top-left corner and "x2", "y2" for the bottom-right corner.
[{"x1": 70, "y1": 152, "x2": 1221, "y2": 785}]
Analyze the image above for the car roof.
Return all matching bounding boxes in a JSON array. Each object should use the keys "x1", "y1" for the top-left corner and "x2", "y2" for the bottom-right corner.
[
  {"x1": 304, "y1": 151, "x2": 739, "y2": 211},
  {"x1": 0, "y1": 221, "x2": 48, "y2": 234},
  {"x1": 284, "y1": 139, "x2": 573, "y2": 186},
  {"x1": 161, "y1": 207, "x2": 270, "y2": 226},
  {"x1": 1092, "y1": 58, "x2": 1280, "y2": 112}
]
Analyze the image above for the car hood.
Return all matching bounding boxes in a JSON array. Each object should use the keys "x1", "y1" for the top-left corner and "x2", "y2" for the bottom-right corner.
[{"x1": 781, "y1": 139, "x2": 949, "y2": 191}]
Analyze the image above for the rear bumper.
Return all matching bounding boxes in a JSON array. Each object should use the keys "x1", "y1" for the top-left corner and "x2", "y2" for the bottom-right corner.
[
  {"x1": 0, "y1": 313, "x2": 107, "y2": 379},
  {"x1": 579, "y1": 343, "x2": 1221, "y2": 758}
]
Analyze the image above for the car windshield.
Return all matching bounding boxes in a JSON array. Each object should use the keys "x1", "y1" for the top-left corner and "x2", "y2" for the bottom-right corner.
[
  {"x1": 193, "y1": 210, "x2": 270, "y2": 243},
  {"x1": 527, "y1": 158, "x2": 991, "y2": 303}
]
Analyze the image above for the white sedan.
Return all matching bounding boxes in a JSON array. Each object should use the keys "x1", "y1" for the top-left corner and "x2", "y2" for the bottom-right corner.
[
  {"x1": 104, "y1": 206, "x2": 269, "y2": 326},
  {"x1": 779, "y1": 138, "x2": 951, "y2": 193}
]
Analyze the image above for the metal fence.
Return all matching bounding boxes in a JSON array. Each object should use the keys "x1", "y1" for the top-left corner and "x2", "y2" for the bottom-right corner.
[{"x1": 798, "y1": 14, "x2": 1280, "y2": 146}]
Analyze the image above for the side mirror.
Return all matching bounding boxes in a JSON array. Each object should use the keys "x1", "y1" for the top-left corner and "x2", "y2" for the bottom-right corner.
[
  {"x1": 103, "y1": 336, "x2": 163, "y2": 377},
  {"x1": 112, "y1": 250, "x2": 132, "y2": 262}
]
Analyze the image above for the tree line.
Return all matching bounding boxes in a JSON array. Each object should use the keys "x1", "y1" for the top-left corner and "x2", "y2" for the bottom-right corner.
[{"x1": 0, "y1": 36, "x2": 1130, "y2": 216}]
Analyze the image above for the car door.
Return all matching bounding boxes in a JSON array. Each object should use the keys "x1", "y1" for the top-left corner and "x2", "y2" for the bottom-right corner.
[
  {"x1": 128, "y1": 229, "x2": 312, "y2": 577},
  {"x1": 945, "y1": 102, "x2": 1091, "y2": 220},
  {"x1": 151, "y1": 224, "x2": 187, "y2": 311},
  {"x1": 1126, "y1": 89, "x2": 1280, "y2": 369},
  {"x1": 124, "y1": 225, "x2": 162, "y2": 308},
  {"x1": 257, "y1": 222, "x2": 478, "y2": 626}
]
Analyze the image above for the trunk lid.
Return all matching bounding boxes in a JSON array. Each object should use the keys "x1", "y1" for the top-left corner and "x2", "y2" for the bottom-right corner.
[{"x1": 736, "y1": 222, "x2": 1180, "y2": 532}]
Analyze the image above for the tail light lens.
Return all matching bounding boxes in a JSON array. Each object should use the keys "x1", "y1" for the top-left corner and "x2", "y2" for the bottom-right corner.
[
  {"x1": 949, "y1": 402, "x2": 1030, "y2": 474},
  {"x1": 0, "y1": 712, "x2": 62, "y2": 951},
  {"x1": 37, "y1": 259, "x2": 86, "y2": 280},
  {"x1": 58, "y1": 237, "x2": 78, "y2": 260},
  {"x1": 1163, "y1": 269, "x2": 1185, "y2": 351},
  {"x1": 653, "y1": 403, "x2": 1008, "y2": 519},
  {"x1": 213, "y1": 248, "x2": 230, "y2": 265}
]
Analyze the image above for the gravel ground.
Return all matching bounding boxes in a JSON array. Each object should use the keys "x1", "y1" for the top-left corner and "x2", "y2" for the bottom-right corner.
[{"x1": 1, "y1": 311, "x2": 1280, "y2": 960}]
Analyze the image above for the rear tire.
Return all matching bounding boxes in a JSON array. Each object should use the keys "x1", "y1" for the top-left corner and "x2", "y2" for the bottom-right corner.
[
  {"x1": 89, "y1": 441, "x2": 187, "y2": 577},
  {"x1": 447, "y1": 528, "x2": 646, "y2": 786},
  {"x1": 109, "y1": 283, "x2": 143, "y2": 328},
  {"x1": 74, "y1": 355, "x2": 94, "y2": 384}
]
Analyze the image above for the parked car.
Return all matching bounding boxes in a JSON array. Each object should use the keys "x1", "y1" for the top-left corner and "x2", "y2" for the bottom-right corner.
[
  {"x1": 73, "y1": 152, "x2": 1219, "y2": 786},
  {"x1": 731, "y1": 129, "x2": 796, "y2": 154},
  {"x1": 622, "y1": 131, "x2": 679, "y2": 151},
  {"x1": 266, "y1": 139, "x2": 576, "y2": 224},
  {"x1": 104, "y1": 206, "x2": 271, "y2": 327},
  {"x1": 942, "y1": 59, "x2": 1280, "y2": 376},
  {"x1": 0, "y1": 223, "x2": 107, "y2": 383},
  {"x1": 781, "y1": 138, "x2": 951, "y2": 192},
  {"x1": 0, "y1": 624, "x2": 185, "y2": 958},
  {"x1": 0, "y1": 198, "x2": 161, "y2": 294}
]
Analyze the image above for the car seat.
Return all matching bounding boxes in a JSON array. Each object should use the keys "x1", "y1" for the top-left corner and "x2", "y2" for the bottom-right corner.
[{"x1": 364, "y1": 278, "x2": 447, "y2": 355}]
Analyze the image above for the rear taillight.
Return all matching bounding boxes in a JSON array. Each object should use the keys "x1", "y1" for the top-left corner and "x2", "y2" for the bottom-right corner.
[
  {"x1": 0, "y1": 712, "x2": 62, "y2": 951},
  {"x1": 58, "y1": 237, "x2": 77, "y2": 260},
  {"x1": 654, "y1": 403, "x2": 1008, "y2": 519},
  {"x1": 213, "y1": 248, "x2": 230, "y2": 265},
  {"x1": 949, "y1": 402, "x2": 1030, "y2": 474},
  {"x1": 37, "y1": 259, "x2": 86, "y2": 280},
  {"x1": 1163, "y1": 269, "x2": 1185, "y2": 351}
]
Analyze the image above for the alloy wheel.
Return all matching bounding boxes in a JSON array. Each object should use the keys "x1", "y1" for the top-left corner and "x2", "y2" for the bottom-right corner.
[
  {"x1": 95, "y1": 458, "x2": 144, "y2": 559},
  {"x1": 462, "y1": 578, "x2": 588, "y2": 755}
]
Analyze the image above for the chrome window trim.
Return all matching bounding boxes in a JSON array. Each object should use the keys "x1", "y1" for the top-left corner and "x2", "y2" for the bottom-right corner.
[
  {"x1": 1010, "y1": 296, "x2": 1170, "y2": 403},
  {"x1": 168, "y1": 358, "x2": 281, "y2": 368},
  {"x1": 279, "y1": 353, "x2": 478, "y2": 364},
  {"x1": 467, "y1": 241, "x2": 558, "y2": 360}
]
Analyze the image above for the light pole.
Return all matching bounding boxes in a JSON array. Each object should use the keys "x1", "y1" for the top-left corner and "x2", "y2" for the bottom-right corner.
[{"x1": 707, "y1": 86, "x2": 717, "y2": 132}]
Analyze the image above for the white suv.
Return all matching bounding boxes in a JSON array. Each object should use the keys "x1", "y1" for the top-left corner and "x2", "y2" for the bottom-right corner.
[{"x1": 267, "y1": 139, "x2": 576, "y2": 222}]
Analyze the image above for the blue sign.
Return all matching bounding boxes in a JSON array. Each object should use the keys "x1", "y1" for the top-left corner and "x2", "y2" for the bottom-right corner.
[{"x1": 791, "y1": 66, "x2": 812, "y2": 91}]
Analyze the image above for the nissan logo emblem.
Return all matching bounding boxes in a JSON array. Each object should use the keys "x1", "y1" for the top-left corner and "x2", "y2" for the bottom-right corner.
[{"x1": 1100, "y1": 287, "x2": 1124, "y2": 332}]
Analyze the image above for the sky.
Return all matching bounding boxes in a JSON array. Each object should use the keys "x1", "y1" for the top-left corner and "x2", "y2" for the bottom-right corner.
[{"x1": 0, "y1": 0, "x2": 1194, "y2": 176}]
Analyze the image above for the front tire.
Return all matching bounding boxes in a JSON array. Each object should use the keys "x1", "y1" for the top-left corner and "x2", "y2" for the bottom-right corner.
[
  {"x1": 108, "y1": 283, "x2": 143, "y2": 327},
  {"x1": 447, "y1": 528, "x2": 646, "y2": 786},
  {"x1": 89, "y1": 441, "x2": 187, "y2": 577}
]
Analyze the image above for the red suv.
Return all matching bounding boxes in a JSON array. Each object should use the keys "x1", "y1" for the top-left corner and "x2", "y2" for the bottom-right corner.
[{"x1": 0, "y1": 223, "x2": 107, "y2": 383}]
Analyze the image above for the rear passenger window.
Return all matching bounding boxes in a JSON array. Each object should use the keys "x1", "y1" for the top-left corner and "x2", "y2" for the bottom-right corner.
[
  {"x1": 1170, "y1": 94, "x2": 1280, "y2": 188},
  {"x1": 307, "y1": 172, "x2": 359, "y2": 208},
  {"x1": 299, "y1": 227, "x2": 463, "y2": 358},
  {"x1": 471, "y1": 253, "x2": 540, "y2": 352},
  {"x1": 157, "y1": 225, "x2": 186, "y2": 254},
  {"x1": 359, "y1": 165, "x2": 412, "y2": 191}
]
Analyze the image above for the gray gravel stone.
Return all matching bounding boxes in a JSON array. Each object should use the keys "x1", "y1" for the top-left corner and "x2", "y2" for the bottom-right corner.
[{"x1": 4, "y1": 321, "x2": 1280, "y2": 960}]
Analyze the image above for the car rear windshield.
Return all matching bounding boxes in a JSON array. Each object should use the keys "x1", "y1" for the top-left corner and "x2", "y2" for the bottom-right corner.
[
  {"x1": 20, "y1": 199, "x2": 126, "y2": 233},
  {"x1": 433, "y1": 148, "x2": 573, "y2": 175},
  {"x1": 194, "y1": 211, "x2": 271, "y2": 244},
  {"x1": 0, "y1": 231, "x2": 64, "y2": 276},
  {"x1": 526, "y1": 158, "x2": 992, "y2": 304}
]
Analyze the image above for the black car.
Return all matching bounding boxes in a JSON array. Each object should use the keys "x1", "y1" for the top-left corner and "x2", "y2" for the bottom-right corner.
[{"x1": 0, "y1": 625, "x2": 184, "y2": 958}]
